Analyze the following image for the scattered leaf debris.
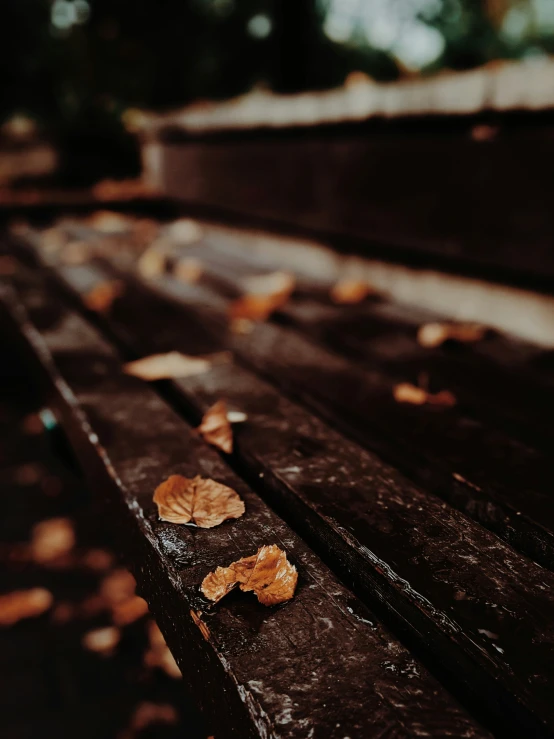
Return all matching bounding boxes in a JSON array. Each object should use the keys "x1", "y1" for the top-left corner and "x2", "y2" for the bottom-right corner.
[
  {"x1": 0, "y1": 588, "x2": 53, "y2": 626},
  {"x1": 201, "y1": 544, "x2": 298, "y2": 607},
  {"x1": 330, "y1": 278, "x2": 376, "y2": 304},
  {"x1": 174, "y1": 256, "x2": 203, "y2": 283},
  {"x1": 30, "y1": 517, "x2": 75, "y2": 563},
  {"x1": 153, "y1": 475, "x2": 245, "y2": 528},
  {"x1": 82, "y1": 625, "x2": 121, "y2": 655},
  {"x1": 417, "y1": 322, "x2": 487, "y2": 348},
  {"x1": 123, "y1": 351, "x2": 214, "y2": 381},
  {"x1": 230, "y1": 271, "x2": 295, "y2": 322},
  {"x1": 393, "y1": 382, "x2": 457, "y2": 407},
  {"x1": 197, "y1": 399, "x2": 233, "y2": 453},
  {"x1": 84, "y1": 279, "x2": 124, "y2": 314}
]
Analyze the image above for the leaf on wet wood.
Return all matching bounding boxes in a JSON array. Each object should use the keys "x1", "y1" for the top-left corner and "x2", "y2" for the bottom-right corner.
[
  {"x1": 201, "y1": 544, "x2": 298, "y2": 607},
  {"x1": 230, "y1": 271, "x2": 296, "y2": 322},
  {"x1": 417, "y1": 322, "x2": 487, "y2": 348},
  {"x1": 0, "y1": 588, "x2": 53, "y2": 626},
  {"x1": 197, "y1": 399, "x2": 233, "y2": 453},
  {"x1": 330, "y1": 278, "x2": 377, "y2": 304},
  {"x1": 83, "y1": 279, "x2": 124, "y2": 314},
  {"x1": 153, "y1": 474, "x2": 245, "y2": 528},
  {"x1": 393, "y1": 382, "x2": 457, "y2": 407},
  {"x1": 123, "y1": 351, "x2": 215, "y2": 381},
  {"x1": 173, "y1": 256, "x2": 203, "y2": 283}
]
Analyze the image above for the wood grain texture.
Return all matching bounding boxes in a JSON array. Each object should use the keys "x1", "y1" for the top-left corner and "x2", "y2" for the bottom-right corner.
[
  {"x1": 25, "y1": 253, "x2": 554, "y2": 738},
  {"x1": 0, "y1": 265, "x2": 489, "y2": 739}
]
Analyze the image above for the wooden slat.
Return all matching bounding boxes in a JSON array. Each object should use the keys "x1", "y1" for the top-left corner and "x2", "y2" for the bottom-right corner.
[
  {"x1": 24, "y1": 253, "x2": 554, "y2": 738},
  {"x1": 0, "y1": 265, "x2": 490, "y2": 739}
]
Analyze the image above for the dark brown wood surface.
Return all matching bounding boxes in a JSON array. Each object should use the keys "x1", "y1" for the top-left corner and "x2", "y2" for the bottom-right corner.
[
  {"x1": 16, "y1": 249, "x2": 554, "y2": 737},
  {"x1": 0, "y1": 263, "x2": 491, "y2": 739}
]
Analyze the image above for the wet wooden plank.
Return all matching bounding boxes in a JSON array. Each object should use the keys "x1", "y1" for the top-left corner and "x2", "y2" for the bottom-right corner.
[
  {"x1": 0, "y1": 267, "x2": 490, "y2": 739},
  {"x1": 25, "y1": 256, "x2": 554, "y2": 738}
]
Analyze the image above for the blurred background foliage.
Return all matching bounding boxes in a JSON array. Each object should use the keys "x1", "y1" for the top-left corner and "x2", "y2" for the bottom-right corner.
[{"x1": 1, "y1": 0, "x2": 553, "y2": 181}]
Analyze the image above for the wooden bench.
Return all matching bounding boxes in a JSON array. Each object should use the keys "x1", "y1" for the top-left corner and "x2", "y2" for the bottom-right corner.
[{"x1": 2, "y1": 218, "x2": 554, "y2": 737}]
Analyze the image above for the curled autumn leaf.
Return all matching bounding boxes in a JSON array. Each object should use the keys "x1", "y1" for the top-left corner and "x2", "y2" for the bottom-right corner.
[
  {"x1": 84, "y1": 280, "x2": 124, "y2": 314},
  {"x1": 201, "y1": 544, "x2": 298, "y2": 607},
  {"x1": 0, "y1": 588, "x2": 53, "y2": 626},
  {"x1": 123, "y1": 351, "x2": 219, "y2": 381},
  {"x1": 393, "y1": 382, "x2": 456, "y2": 407},
  {"x1": 197, "y1": 399, "x2": 233, "y2": 453},
  {"x1": 153, "y1": 475, "x2": 245, "y2": 528},
  {"x1": 417, "y1": 322, "x2": 487, "y2": 348},
  {"x1": 230, "y1": 271, "x2": 295, "y2": 322},
  {"x1": 330, "y1": 278, "x2": 377, "y2": 304}
]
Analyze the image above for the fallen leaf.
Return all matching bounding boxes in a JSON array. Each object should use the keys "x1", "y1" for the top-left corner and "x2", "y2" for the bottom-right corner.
[
  {"x1": 197, "y1": 400, "x2": 233, "y2": 453},
  {"x1": 81, "y1": 548, "x2": 114, "y2": 572},
  {"x1": 0, "y1": 255, "x2": 17, "y2": 275},
  {"x1": 87, "y1": 210, "x2": 132, "y2": 233},
  {"x1": 82, "y1": 626, "x2": 121, "y2": 655},
  {"x1": 112, "y1": 595, "x2": 149, "y2": 626},
  {"x1": 145, "y1": 621, "x2": 181, "y2": 678},
  {"x1": 137, "y1": 241, "x2": 169, "y2": 278},
  {"x1": 61, "y1": 240, "x2": 91, "y2": 265},
  {"x1": 100, "y1": 568, "x2": 137, "y2": 605},
  {"x1": 83, "y1": 280, "x2": 124, "y2": 314},
  {"x1": 123, "y1": 351, "x2": 213, "y2": 381},
  {"x1": 417, "y1": 322, "x2": 487, "y2": 348},
  {"x1": 230, "y1": 271, "x2": 295, "y2": 322},
  {"x1": 230, "y1": 317, "x2": 255, "y2": 334},
  {"x1": 125, "y1": 702, "x2": 178, "y2": 734},
  {"x1": 393, "y1": 382, "x2": 457, "y2": 407},
  {"x1": 330, "y1": 278, "x2": 376, "y2": 304},
  {"x1": 190, "y1": 610, "x2": 210, "y2": 641},
  {"x1": 201, "y1": 544, "x2": 298, "y2": 607},
  {"x1": 0, "y1": 588, "x2": 53, "y2": 626},
  {"x1": 174, "y1": 257, "x2": 203, "y2": 283},
  {"x1": 167, "y1": 218, "x2": 203, "y2": 245},
  {"x1": 31, "y1": 517, "x2": 75, "y2": 563},
  {"x1": 153, "y1": 475, "x2": 245, "y2": 528}
]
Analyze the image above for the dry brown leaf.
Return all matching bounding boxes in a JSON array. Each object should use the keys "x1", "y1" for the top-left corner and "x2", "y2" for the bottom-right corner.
[
  {"x1": 123, "y1": 351, "x2": 213, "y2": 381},
  {"x1": 230, "y1": 317, "x2": 255, "y2": 335},
  {"x1": 153, "y1": 475, "x2": 245, "y2": 528},
  {"x1": 201, "y1": 544, "x2": 298, "y2": 607},
  {"x1": 173, "y1": 257, "x2": 203, "y2": 283},
  {"x1": 145, "y1": 621, "x2": 181, "y2": 678},
  {"x1": 330, "y1": 278, "x2": 376, "y2": 304},
  {"x1": 393, "y1": 382, "x2": 457, "y2": 407},
  {"x1": 137, "y1": 242, "x2": 169, "y2": 278},
  {"x1": 83, "y1": 626, "x2": 121, "y2": 655},
  {"x1": 81, "y1": 548, "x2": 114, "y2": 572},
  {"x1": 83, "y1": 280, "x2": 124, "y2": 314},
  {"x1": 230, "y1": 271, "x2": 295, "y2": 322},
  {"x1": 112, "y1": 595, "x2": 149, "y2": 626},
  {"x1": 31, "y1": 517, "x2": 75, "y2": 563},
  {"x1": 167, "y1": 218, "x2": 203, "y2": 245},
  {"x1": 417, "y1": 322, "x2": 487, "y2": 348},
  {"x1": 0, "y1": 255, "x2": 17, "y2": 275},
  {"x1": 197, "y1": 399, "x2": 233, "y2": 453},
  {"x1": 100, "y1": 568, "x2": 137, "y2": 605},
  {"x1": 87, "y1": 210, "x2": 132, "y2": 233},
  {"x1": 190, "y1": 610, "x2": 210, "y2": 641},
  {"x1": 0, "y1": 588, "x2": 53, "y2": 626}
]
